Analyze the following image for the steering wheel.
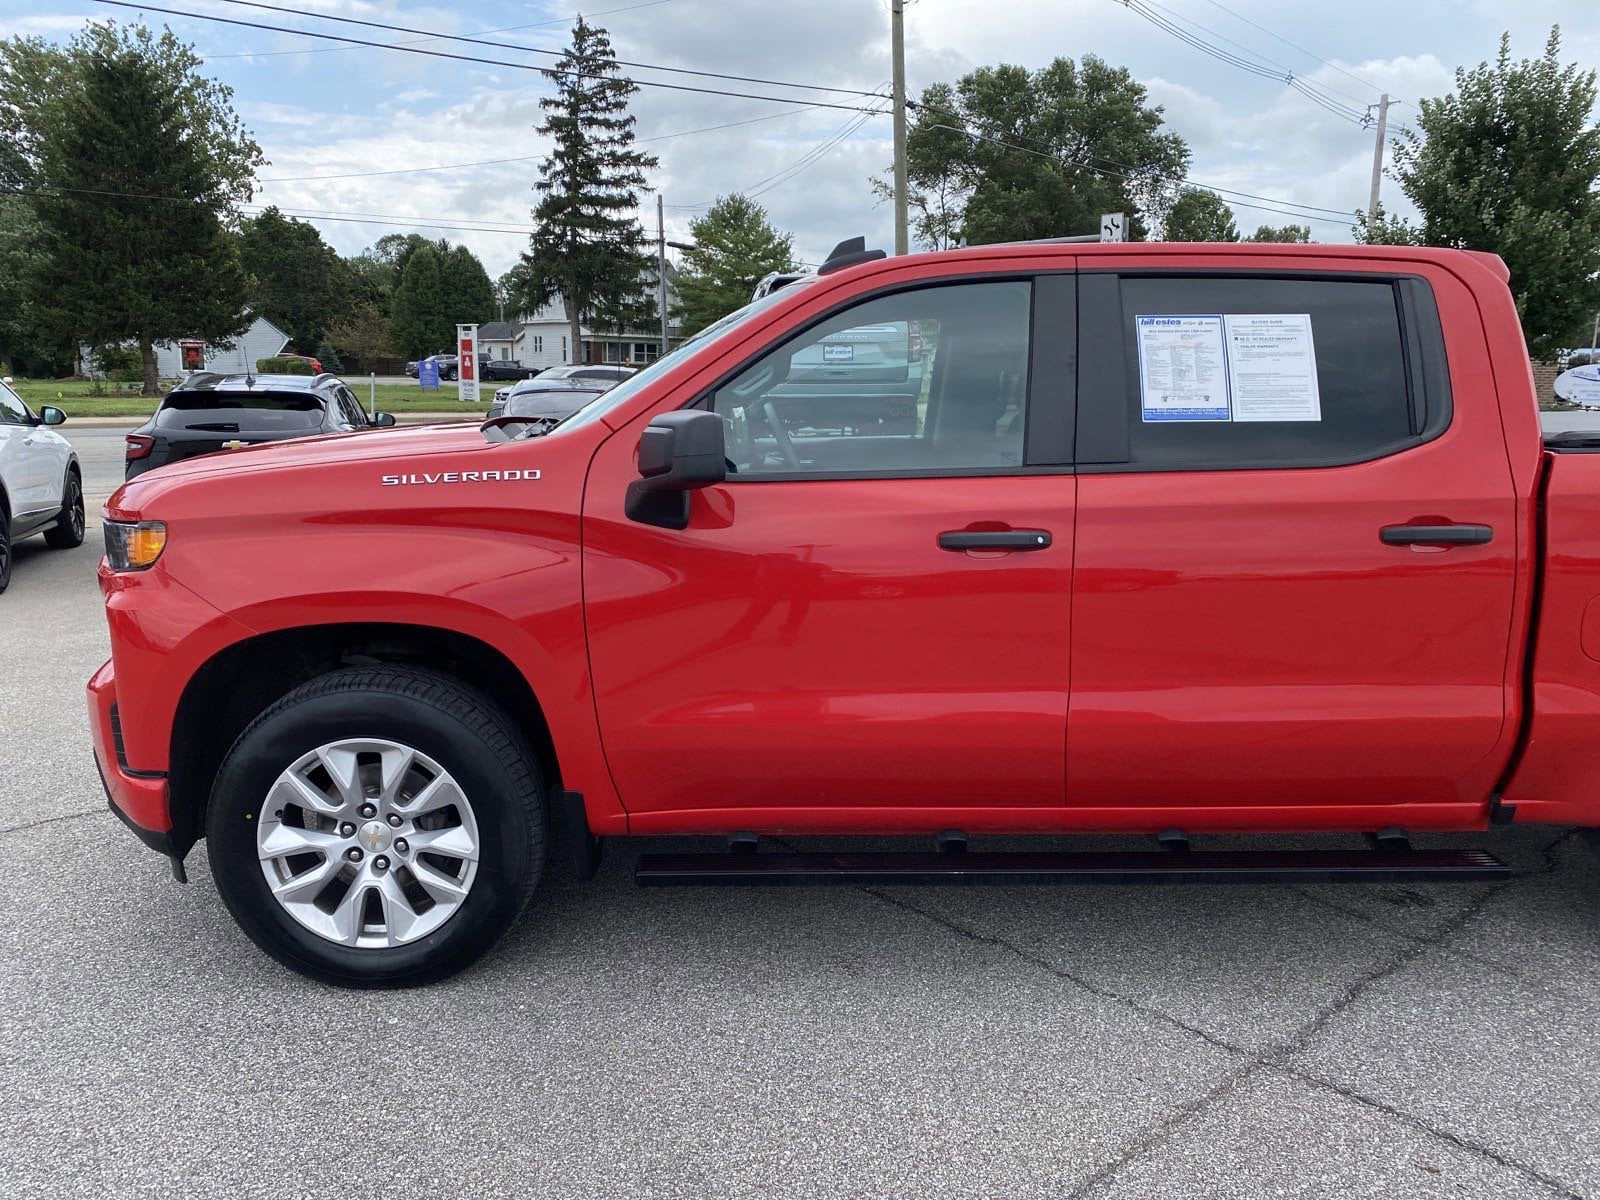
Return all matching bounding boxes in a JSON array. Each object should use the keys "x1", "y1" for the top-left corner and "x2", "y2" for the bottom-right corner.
[{"x1": 760, "y1": 399, "x2": 803, "y2": 470}]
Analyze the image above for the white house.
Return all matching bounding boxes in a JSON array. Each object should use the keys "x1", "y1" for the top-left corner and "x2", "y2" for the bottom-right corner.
[
  {"x1": 486, "y1": 268, "x2": 683, "y2": 371},
  {"x1": 79, "y1": 313, "x2": 292, "y2": 379}
]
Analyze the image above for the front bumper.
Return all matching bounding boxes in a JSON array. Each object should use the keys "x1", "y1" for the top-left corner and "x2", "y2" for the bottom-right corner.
[{"x1": 88, "y1": 657, "x2": 175, "y2": 852}]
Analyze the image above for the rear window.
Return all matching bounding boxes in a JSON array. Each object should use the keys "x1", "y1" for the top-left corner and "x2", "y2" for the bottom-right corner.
[{"x1": 157, "y1": 392, "x2": 324, "y2": 431}]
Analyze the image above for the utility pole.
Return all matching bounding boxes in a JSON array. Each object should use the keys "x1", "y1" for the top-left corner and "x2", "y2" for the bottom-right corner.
[
  {"x1": 891, "y1": 0, "x2": 908, "y2": 255},
  {"x1": 657, "y1": 193, "x2": 669, "y2": 357},
  {"x1": 1366, "y1": 93, "x2": 1391, "y2": 218}
]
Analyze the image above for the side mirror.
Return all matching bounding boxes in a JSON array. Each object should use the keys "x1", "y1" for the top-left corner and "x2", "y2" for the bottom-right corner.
[
  {"x1": 39, "y1": 405, "x2": 66, "y2": 426},
  {"x1": 373, "y1": 412, "x2": 397, "y2": 427},
  {"x1": 624, "y1": 410, "x2": 725, "y2": 529}
]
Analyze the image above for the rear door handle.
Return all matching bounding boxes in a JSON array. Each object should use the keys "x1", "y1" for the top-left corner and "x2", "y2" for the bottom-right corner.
[
  {"x1": 938, "y1": 529, "x2": 1052, "y2": 552},
  {"x1": 1379, "y1": 523, "x2": 1494, "y2": 546}
]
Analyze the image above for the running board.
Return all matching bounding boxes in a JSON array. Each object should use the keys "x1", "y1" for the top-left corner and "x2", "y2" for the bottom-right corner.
[{"x1": 635, "y1": 848, "x2": 1511, "y2": 887}]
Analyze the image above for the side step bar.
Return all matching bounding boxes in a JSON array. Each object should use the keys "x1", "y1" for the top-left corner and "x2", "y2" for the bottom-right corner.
[{"x1": 635, "y1": 848, "x2": 1510, "y2": 887}]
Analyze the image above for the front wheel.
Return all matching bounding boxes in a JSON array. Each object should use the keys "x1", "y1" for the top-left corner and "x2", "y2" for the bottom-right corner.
[
  {"x1": 43, "y1": 471, "x2": 85, "y2": 549},
  {"x1": 207, "y1": 667, "x2": 546, "y2": 987}
]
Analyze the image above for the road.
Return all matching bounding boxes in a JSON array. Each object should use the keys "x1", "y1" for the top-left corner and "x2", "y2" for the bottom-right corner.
[
  {"x1": 5, "y1": 433, "x2": 1600, "y2": 1198},
  {"x1": 63, "y1": 426, "x2": 130, "y2": 510}
]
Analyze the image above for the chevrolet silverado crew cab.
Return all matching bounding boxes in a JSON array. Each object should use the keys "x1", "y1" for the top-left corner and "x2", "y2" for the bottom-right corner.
[{"x1": 91, "y1": 237, "x2": 1586, "y2": 987}]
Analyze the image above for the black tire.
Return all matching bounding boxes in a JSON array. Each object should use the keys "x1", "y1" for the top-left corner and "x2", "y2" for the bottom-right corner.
[
  {"x1": 43, "y1": 470, "x2": 85, "y2": 549},
  {"x1": 206, "y1": 666, "x2": 547, "y2": 988}
]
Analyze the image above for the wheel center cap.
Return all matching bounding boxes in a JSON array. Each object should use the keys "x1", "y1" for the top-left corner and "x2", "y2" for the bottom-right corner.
[{"x1": 357, "y1": 821, "x2": 392, "y2": 853}]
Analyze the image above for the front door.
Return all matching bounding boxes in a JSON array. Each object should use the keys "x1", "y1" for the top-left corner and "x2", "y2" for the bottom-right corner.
[
  {"x1": 583, "y1": 275, "x2": 1078, "y2": 826},
  {"x1": 1066, "y1": 262, "x2": 1519, "y2": 816}
]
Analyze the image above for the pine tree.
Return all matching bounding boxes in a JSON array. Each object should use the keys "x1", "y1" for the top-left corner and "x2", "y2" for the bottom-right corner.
[
  {"x1": 518, "y1": 18, "x2": 657, "y2": 364},
  {"x1": 19, "y1": 23, "x2": 262, "y2": 394},
  {"x1": 390, "y1": 241, "x2": 446, "y2": 358},
  {"x1": 672, "y1": 195, "x2": 797, "y2": 334}
]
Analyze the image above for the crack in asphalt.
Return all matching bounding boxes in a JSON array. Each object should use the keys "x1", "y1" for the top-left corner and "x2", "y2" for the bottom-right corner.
[
  {"x1": 850, "y1": 830, "x2": 1582, "y2": 1199},
  {"x1": 0, "y1": 808, "x2": 104, "y2": 838}
]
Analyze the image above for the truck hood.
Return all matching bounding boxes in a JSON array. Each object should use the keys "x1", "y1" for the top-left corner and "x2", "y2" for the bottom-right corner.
[{"x1": 110, "y1": 421, "x2": 499, "y2": 513}]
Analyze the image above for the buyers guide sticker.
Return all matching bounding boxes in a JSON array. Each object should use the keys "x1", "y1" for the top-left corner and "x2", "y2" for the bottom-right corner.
[
  {"x1": 1222, "y1": 313, "x2": 1321, "y2": 422},
  {"x1": 1136, "y1": 315, "x2": 1230, "y2": 421},
  {"x1": 1136, "y1": 312, "x2": 1322, "y2": 423}
]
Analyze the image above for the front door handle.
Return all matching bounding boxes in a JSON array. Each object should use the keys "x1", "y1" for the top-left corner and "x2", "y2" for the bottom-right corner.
[
  {"x1": 1379, "y1": 523, "x2": 1494, "y2": 547},
  {"x1": 938, "y1": 529, "x2": 1052, "y2": 552}
]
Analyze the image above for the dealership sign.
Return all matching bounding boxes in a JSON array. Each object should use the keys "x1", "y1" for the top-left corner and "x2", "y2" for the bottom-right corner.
[
  {"x1": 457, "y1": 324, "x2": 479, "y2": 403},
  {"x1": 1555, "y1": 364, "x2": 1600, "y2": 408}
]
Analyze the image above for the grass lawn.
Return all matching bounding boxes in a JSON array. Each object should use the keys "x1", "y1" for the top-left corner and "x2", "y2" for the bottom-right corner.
[{"x1": 7, "y1": 378, "x2": 492, "y2": 418}]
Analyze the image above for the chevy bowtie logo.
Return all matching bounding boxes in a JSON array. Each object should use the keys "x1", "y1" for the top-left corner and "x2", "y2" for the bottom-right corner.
[{"x1": 221, "y1": 440, "x2": 249, "y2": 451}]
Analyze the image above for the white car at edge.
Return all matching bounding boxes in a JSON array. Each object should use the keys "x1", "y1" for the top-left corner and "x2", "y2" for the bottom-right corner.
[{"x1": 0, "y1": 377, "x2": 84, "y2": 594}]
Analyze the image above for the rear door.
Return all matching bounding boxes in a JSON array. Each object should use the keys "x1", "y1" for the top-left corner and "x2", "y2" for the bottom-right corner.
[
  {"x1": 582, "y1": 271, "x2": 1080, "y2": 825},
  {"x1": 1068, "y1": 259, "x2": 1518, "y2": 817}
]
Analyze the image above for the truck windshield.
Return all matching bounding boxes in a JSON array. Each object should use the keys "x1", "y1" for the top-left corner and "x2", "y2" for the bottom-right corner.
[{"x1": 559, "y1": 281, "x2": 816, "y2": 433}]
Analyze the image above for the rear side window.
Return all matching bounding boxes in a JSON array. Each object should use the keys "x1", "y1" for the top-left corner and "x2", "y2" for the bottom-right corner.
[{"x1": 1079, "y1": 274, "x2": 1445, "y2": 469}]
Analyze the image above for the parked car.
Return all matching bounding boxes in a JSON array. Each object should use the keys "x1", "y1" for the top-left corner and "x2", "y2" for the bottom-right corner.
[
  {"x1": 404, "y1": 360, "x2": 420, "y2": 378},
  {"x1": 537, "y1": 363, "x2": 637, "y2": 386},
  {"x1": 280, "y1": 354, "x2": 323, "y2": 373},
  {"x1": 482, "y1": 358, "x2": 540, "y2": 383},
  {"x1": 486, "y1": 376, "x2": 615, "y2": 418},
  {"x1": 91, "y1": 236, "x2": 1569, "y2": 988},
  {"x1": 426, "y1": 352, "x2": 492, "y2": 382},
  {"x1": 122, "y1": 372, "x2": 397, "y2": 480},
  {"x1": 0, "y1": 377, "x2": 83, "y2": 593}
]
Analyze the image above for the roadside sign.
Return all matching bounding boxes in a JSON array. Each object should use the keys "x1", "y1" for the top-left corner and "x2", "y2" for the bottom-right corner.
[
  {"x1": 457, "y1": 324, "x2": 479, "y2": 403},
  {"x1": 417, "y1": 358, "x2": 440, "y2": 390},
  {"x1": 1555, "y1": 364, "x2": 1600, "y2": 409},
  {"x1": 1100, "y1": 212, "x2": 1127, "y2": 242}
]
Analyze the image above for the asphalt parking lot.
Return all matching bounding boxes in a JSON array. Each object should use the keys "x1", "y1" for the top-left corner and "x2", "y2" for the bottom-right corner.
[{"x1": 5, "y1": 437, "x2": 1600, "y2": 1199}]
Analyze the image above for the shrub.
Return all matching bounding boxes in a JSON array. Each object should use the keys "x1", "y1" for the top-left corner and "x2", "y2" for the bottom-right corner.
[
  {"x1": 92, "y1": 344, "x2": 143, "y2": 382},
  {"x1": 256, "y1": 355, "x2": 314, "y2": 374}
]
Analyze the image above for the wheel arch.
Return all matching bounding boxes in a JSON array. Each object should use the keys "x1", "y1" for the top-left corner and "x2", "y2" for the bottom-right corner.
[{"x1": 166, "y1": 622, "x2": 561, "y2": 858}]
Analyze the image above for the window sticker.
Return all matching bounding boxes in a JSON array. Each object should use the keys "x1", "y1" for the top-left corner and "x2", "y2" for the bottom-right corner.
[
  {"x1": 1222, "y1": 313, "x2": 1321, "y2": 422},
  {"x1": 1136, "y1": 315, "x2": 1230, "y2": 422}
]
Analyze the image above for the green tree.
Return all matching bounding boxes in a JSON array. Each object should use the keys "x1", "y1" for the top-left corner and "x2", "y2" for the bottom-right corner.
[
  {"x1": 1360, "y1": 28, "x2": 1600, "y2": 357},
  {"x1": 672, "y1": 194, "x2": 796, "y2": 333},
  {"x1": 1162, "y1": 189, "x2": 1239, "y2": 241},
  {"x1": 238, "y1": 207, "x2": 351, "y2": 353},
  {"x1": 0, "y1": 196, "x2": 47, "y2": 373},
  {"x1": 896, "y1": 59, "x2": 1190, "y2": 246},
  {"x1": 439, "y1": 243, "x2": 496, "y2": 326},
  {"x1": 1242, "y1": 223, "x2": 1312, "y2": 243},
  {"x1": 390, "y1": 240, "x2": 447, "y2": 358},
  {"x1": 15, "y1": 23, "x2": 262, "y2": 394},
  {"x1": 327, "y1": 301, "x2": 394, "y2": 369},
  {"x1": 518, "y1": 17, "x2": 658, "y2": 363}
]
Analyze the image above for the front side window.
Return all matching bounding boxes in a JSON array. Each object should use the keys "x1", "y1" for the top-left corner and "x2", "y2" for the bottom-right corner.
[
  {"x1": 0, "y1": 381, "x2": 29, "y2": 425},
  {"x1": 709, "y1": 280, "x2": 1031, "y2": 477},
  {"x1": 1105, "y1": 275, "x2": 1427, "y2": 468}
]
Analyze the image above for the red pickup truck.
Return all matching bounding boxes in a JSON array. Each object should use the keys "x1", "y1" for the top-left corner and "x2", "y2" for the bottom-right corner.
[{"x1": 90, "y1": 238, "x2": 1594, "y2": 986}]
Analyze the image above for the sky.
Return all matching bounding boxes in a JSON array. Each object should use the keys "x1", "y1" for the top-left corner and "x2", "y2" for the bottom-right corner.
[{"x1": 3, "y1": 0, "x2": 1597, "y2": 278}]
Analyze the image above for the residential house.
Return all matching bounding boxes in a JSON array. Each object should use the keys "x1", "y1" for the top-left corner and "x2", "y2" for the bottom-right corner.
[
  {"x1": 78, "y1": 313, "x2": 291, "y2": 379},
  {"x1": 487, "y1": 266, "x2": 681, "y2": 371}
]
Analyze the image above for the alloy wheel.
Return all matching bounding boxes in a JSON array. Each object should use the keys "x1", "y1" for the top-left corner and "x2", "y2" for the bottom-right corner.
[{"x1": 256, "y1": 738, "x2": 481, "y2": 947}]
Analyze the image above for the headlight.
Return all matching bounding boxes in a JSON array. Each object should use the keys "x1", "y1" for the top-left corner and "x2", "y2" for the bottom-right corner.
[{"x1": 104, "y1": 520, "x2": 167, "y2": 571}]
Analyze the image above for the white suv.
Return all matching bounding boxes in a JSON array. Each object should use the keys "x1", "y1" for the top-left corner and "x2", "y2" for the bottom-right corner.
[{"x1": 0, "y1": 378, "x2": 84, "y2": 593}]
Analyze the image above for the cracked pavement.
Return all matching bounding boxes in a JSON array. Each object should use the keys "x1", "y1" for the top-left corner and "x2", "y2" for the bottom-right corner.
[{"x1": 5, "y1": 525, "x2": 1600, "y2": 1198}]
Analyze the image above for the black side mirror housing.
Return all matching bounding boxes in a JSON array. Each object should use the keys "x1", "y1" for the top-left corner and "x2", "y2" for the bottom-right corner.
[
  {"x1": 625, "y1": 410, "x2": 725, "y2": 529},
  {"x1": 39, "y1": 405, "x2": 66, "y2": 426},
  {"x1": 373, "y1": 411, "x2": 397, "y2": 427}
]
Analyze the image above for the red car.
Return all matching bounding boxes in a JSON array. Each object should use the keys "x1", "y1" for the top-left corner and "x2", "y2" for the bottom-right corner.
[{"x1": 90, "y1": 237, "x2": 1581, "y2": 986}]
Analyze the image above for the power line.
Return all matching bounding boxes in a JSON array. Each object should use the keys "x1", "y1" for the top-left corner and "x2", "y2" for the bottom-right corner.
[
  {"x1": 1194, "y1": 0, "x2": 1389, "y2": 99},
  {"x1": 201, "y1": 0, "x2": 885, "y2": 99},
  {"x1": 257, "y1": 108, "x2": 821, "y2": 184},
  {"x1": 663, "y1": 91, "x2": 892, "y2": 210},
  {"x1": 1111, "y1": 0, "x2": 1370, "y2": 125},
  {"x1": 203, "y1": 0, "x2": 676, "y2": 60},
  {"x1": 86, "y1": 0, "x2": 893, "y2": 113}
]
